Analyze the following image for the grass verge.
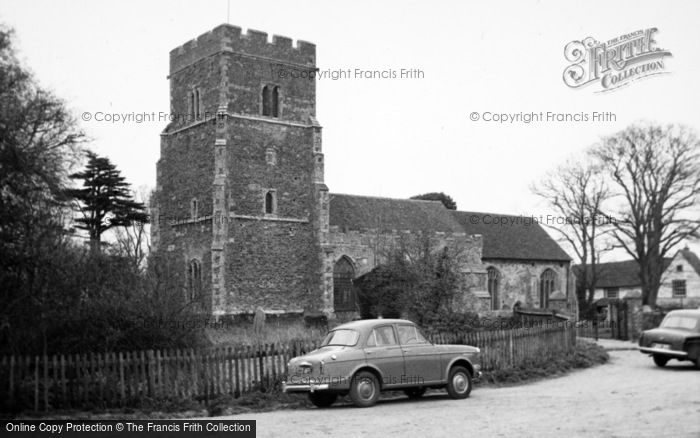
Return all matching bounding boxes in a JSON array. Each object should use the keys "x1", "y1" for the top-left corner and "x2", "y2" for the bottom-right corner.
[{"x1": 478, "y1": 340, "x2": 609, "y2": 386}]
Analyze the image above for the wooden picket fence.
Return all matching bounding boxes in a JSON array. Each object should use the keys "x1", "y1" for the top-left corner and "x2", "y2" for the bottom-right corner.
[
  {"x1": 430, "y1": 322, "x2": 576, "y2": 371},
  {"x1": 0, "y1": 324, "x2": 575, "y2": 412}
]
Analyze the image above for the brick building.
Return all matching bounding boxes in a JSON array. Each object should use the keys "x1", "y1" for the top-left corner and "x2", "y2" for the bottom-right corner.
[{"x1": 152, "y1": 24, "x2": 575, "y2": 322}]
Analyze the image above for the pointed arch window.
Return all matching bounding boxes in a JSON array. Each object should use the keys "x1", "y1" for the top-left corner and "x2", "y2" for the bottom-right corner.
[
  {"x1": 539, "y1": 269, "x2": 557, "y2": 308},
  {"x1": 333, "y1": 256, "x2": 357, "y2": 311},
  {"x1": 487, "y1": 267, "x2": 500, "y2": 310},
  {"x1": 262, "y1": 85, "x2": 280, "y2": 117},
  {"x1": 264, "y1": 190, "x2": 277, "y2": 215},
  {"x1": 187, "y1": 259, "x2": 202, "y2": 301},
  {"x1": 188, "y1": 88, "x2": 202, "y2": 121}
]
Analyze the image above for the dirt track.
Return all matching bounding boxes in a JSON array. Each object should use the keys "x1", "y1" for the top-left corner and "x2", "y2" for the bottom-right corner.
[{"x1": 215, "y1": 349, "x2": 700, "y2": 437}]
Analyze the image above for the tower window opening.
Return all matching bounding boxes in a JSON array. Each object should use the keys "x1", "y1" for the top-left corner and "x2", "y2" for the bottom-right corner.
[
  {"x1": 190, "y1": 198, "x2": 198, "y2": 219},
  {"x1": 195, "y1": 89, "x2": 201, "y2": 119},
  {"x1": 264, "y1": 191, "x2": 276, "y2": 215},
  {"x1": 271, "y1": 86, "x2": 279, "y2": 117},
  {"x1": 187, "y1": 258, "x2": 202, "y2": 301},
  {"x1": 262, "y1": 85, "x2": 280, "y2": 117}
]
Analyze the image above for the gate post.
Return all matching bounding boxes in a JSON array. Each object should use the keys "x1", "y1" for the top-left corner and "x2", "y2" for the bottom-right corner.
[{"x1": 593, "y1": 318, "x2": 598, "y2": 341}]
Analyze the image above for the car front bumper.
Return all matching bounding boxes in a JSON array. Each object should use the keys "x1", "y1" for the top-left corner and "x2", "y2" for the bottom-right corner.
[
  {"x1": 282, "y1": 382, "x2": 330, "y2": 393},
  {"x1": 638, "y1": 346, "x2": 688, "y2": 358}
]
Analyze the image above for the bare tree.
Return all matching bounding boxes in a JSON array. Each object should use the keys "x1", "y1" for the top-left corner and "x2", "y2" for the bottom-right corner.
[
  {"x1": 112, "y1": 186, "x2": 151, "y2": 271},
  {"x1": 592, "y1": 123, "x2": 700, "y2": 307},
  {"x1": 532, "y1": 158, "x2": 613, "y2": 314},
  {"x1": 0, "y1": 26, "x2": 85, "y2": 355}
]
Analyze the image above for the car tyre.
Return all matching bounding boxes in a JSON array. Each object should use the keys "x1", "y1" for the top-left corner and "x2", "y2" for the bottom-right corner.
[
  {"x1": 308, "y1": 392, "x2": 337, "y2": 408},
  {"x1": 653, "y1": 355, "x2": 669, "y2": 368},
  {"x1": 404, "y1": 387, "x2": 427, "y2": 399},
  {"x1": 349, "y1": 371, "x2": 380, "y2": 407},
  {"x1": 446, "y1": 366, "x2": 472, "y2": 399}
]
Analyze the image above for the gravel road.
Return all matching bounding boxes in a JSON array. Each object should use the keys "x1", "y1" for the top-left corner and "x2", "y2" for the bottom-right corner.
[{"x1": 215, "y1": 349, "x2": 700, "y2": 437}]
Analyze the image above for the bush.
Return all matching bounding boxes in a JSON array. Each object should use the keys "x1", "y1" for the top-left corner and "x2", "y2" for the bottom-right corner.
[
  {"x1": 642, "y1": 308, "x2": 668, "y2": 330},
  {"x1": 419, "y1": 311, "x2": 481, "y2": 334},
  {"x1": 480, "y1": 341, "x2": 609, "y2": 385},
  {"x1": 0, "y1": 245, "x2": 207, "y2": 356}
]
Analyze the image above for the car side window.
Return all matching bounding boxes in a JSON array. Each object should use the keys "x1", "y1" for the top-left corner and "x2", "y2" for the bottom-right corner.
[
  {"x1": 398, "y1": 324, "x2": 428, "y2": 345},
  {"x1": 415, "y1": 327, "x2": 428, "y2": 343},
  {"x1": 397, "y1": 324, "x2": 416, "y2": 344},
  {"x1": 366, "y1": 332, "x2": 376, "y2": 347},
  {"x1": 372, "y1": 326, "x2": 398, "y2": 346}
]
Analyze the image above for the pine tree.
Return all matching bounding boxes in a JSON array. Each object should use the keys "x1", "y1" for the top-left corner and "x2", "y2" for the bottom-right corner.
[{"x1": 66, "y1": 152, "x2": 149, "y2": 251}]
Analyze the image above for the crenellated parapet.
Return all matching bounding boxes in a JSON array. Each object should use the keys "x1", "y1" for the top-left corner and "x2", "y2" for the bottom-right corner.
[{"x1": 170, "y1": 24, "x2": 316, "y2": 73}]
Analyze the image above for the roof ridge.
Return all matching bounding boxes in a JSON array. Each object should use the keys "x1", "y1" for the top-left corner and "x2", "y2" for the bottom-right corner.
[
  {"x1": 329, "y1": 192, "x2": 445, "y2": 205},
  {"x1": 452, "y1": 210, "x2": 533, "y2": 218},
  {"x1": 581, "y1": 257, "x2": 673, "y2": 267}
]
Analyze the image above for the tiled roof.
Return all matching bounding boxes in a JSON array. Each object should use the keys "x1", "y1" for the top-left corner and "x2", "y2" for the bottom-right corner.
[
  {"x1": 328, "y1": 194, "x2": 571, "y2": 262},
  {"x1": 573, "y1": 258, "x2": 673, "y2": 289},
  {"x1": 450, "y1": 211, "x2": 571, "y2": 261},
  {"x1": 328, "y1": 194, "x2": 464, "y2": 233},
  {"x1": 680, "y1": 248, "x2": 700, "y2": 277}
]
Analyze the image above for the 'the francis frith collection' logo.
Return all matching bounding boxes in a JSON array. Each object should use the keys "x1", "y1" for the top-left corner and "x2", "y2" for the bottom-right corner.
[{"x1": 563, "y1": 28, "x2": 672, "y2": 92}]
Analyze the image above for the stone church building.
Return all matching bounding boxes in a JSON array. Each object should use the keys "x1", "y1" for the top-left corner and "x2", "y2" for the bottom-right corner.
[{"x1": 151, "y1": 24, "x2": 575, "y2": 322}]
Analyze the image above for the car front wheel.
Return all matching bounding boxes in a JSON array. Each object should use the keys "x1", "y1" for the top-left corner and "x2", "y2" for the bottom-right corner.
[
  {"x1": 446, "y1": 366, "x2": 472, "y2": 399},
  {"x1": 653, "y1": 355, "x2": 669, "y2": 367},
  {"x1": 308, "y1": 392, "x2": 337, "y2": 408},
  {"x1": 349, "y1": 371, "x2": 380, "y2": 407}
]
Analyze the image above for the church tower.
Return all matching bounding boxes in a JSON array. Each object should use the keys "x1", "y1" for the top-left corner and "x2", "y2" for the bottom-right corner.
[{"x1": 152, "y1": 25, "x2": 331, "y2": 319}]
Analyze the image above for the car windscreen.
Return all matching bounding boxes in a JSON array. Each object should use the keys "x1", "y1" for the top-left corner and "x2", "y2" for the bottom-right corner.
[
  {"x1": 321, "y1": 329, "x2": 359, "y2": 346},
  {"x1": 660, "y1": 315, "x2": 699, "y2": 331}
]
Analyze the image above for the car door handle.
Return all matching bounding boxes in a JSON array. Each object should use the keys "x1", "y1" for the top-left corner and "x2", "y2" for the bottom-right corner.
[{"x1": 402, "y1": 349, "x2": 410, "y2": 353}]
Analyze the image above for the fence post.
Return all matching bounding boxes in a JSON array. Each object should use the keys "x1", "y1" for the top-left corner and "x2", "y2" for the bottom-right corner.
[
  {"x1": 146, "y1": 350, "x2": 155, "y2": 398},
  {"x1": 118, "y1": 352, "x2": 125, "y2": 405},
  {"x1": 9, "y1": 355, "x2": 15, "y2": 409},
  {"x1": 234, "y1": 347, "x2": 240, "y2": 398},
  {"x1": 258, "y1": 344, "x2": 265, "y2": 392},
  {"x1": 508, "y1": 330, "x2": 514, "y2": 367},
  {"x1": 43, "y1": 354, "x2": 49, "y2": 411},
  {"x1": 34, "y1": 355, "x2": 39, "y2": 412}
]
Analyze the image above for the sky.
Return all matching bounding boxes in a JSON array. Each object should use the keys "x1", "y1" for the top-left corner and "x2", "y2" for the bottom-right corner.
[{"x1": 2, "y1": 0, "x2": 699, "y2": 260}]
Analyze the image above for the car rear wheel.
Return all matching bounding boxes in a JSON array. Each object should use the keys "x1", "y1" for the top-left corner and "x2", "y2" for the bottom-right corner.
[
  {"x1": 653, "y1": 355, "x2": 669, "y2": 367},
  {"x1": 446, "y1": 366, "x2": 472, "y2": 399},
  {"x1": 349, "y1": 371, "x2": 380, "y2": 407},
  {"x1": 308, "y1": 392, "x2": 337, "y2": 408},
  {"x1": 404, "y1": 387, "x2": 427, "y2": 399}
]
